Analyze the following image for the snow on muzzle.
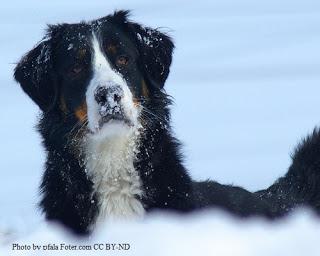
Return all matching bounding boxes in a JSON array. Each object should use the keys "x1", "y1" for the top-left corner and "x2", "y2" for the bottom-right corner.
[{"x1": 94, "y1": 82, "x2": 134, "y2": 128}]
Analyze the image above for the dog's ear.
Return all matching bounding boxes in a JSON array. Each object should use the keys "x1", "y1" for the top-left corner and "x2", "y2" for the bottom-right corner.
[
  {"x1": 127, "y1": 20, "x2": 174, "y2": 89},
  {"x1": 103, "y1": 10, "x2": 175, "y2": 88},
  {"x1": 14, "y1": 32, "x2": 57, "y2": 112}
]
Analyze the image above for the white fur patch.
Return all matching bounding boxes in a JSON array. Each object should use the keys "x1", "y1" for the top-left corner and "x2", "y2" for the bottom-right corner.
[
  {"x1": 84, "y1": 34, "x2": 144, "y2": 227},
  {"x1": 85, "y1": 127, "x2": 144, "y2": 225},
  {"x1": 86, "y1": 35, "x2": 139, "y2": 134}
]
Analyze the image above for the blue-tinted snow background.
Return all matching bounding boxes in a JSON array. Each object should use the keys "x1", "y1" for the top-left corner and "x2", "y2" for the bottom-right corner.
[{"x1": 1, "y1": 0, "x2": 320, "y2": 255}]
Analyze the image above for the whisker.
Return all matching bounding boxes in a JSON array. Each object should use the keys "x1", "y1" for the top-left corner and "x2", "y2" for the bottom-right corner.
[
  {"x1": 65, "y1": 117, "x2": 88, "y2": 145},
  {"x1": 140, "y1": 106, "x2": 165, "y2": 123},
  {"x1": 139, "y1": 113, "x2": 158, "y2": 132}
]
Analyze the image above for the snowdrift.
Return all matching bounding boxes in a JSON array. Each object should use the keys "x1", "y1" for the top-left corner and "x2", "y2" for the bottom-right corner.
[{"x1": 1, "y1": 209, "x2": 319, "y2": 256}]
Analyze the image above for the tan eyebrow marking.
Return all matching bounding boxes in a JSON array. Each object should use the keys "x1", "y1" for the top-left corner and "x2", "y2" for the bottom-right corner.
[
  {"x1": 106, "y1": 44, "x2": 117, "y2": 54},
  {"x1": 77, "y1": 48, "x2": 87, "y2": 59}
]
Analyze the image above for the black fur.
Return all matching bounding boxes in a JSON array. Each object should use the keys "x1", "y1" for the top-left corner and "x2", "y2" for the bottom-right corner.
[{"x1": 14, "y1": 10, "x2": 320, "y2": 235}]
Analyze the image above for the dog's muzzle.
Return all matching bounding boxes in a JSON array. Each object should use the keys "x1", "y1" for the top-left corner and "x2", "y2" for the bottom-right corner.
[{"x1": 94, "y1": 83, "x2": 132, "y2": 127}]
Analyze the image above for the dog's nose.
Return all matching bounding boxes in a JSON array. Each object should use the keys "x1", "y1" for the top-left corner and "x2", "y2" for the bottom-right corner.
[{"x1": 94, "y1": 85, "x2": 123, "y2": 106}]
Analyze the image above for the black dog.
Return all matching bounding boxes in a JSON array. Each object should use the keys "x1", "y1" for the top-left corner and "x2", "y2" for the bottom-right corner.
[{"x1": 14, "y1": 10, "x2": 320, "y2": 234}]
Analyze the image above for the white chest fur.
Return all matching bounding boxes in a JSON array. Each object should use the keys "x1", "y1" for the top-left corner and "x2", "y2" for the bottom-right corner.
[{"x1": 85, "y1": 125, "x2": 145, "y2": 225}]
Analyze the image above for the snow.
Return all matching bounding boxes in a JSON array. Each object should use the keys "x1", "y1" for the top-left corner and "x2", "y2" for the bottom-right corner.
[
  {"x1": 1, "y1": 0, "x2": 320, "y2": 254},
  {"x1": 67, "y1": 44, "x2": 74, "y2": 51},
  {"x1": 1, "y1": 210, "x2": 320, "y2": 256}
]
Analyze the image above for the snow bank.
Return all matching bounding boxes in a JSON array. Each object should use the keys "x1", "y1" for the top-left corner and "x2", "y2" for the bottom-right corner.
[{"x1": 1, "y1": 209, "x2": 319, "y2": 256}]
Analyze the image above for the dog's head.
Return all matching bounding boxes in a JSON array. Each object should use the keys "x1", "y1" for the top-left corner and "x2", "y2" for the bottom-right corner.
[{"x1": 14, "y1": 10, "x2": 174, "y2": 140}]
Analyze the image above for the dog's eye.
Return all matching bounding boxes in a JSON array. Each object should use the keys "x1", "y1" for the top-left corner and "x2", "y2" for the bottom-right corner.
[
  {"x1": 69, "y1": 64, "x2": 84, "y2": 76},
  {"x1": 71, "y1": 66, "x2": 83, "y2": 74},
  {"x1": 116, "y1": 55, "x2": 129, "y2": 67}
]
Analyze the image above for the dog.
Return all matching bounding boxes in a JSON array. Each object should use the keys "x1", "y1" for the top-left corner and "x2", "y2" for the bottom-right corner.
[{"x1": 14, "y1": 10, "x2": 320, "y2": 234}]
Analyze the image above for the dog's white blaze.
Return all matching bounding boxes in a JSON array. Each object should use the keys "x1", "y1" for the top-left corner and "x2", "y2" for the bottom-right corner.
[
  {"x1": 86, "y1": 35, "x2": 139, "y2": 133},
  {"x1": 85, "y1": 34, "x2": 144, "y2": 226}
]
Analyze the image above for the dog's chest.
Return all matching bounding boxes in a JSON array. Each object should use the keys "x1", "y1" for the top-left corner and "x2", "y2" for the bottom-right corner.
[{"x1": 85, "y1": 136, "x2": 145, "y2": 225}]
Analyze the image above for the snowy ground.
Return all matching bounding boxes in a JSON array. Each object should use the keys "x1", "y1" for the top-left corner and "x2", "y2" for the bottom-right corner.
[
  {"x1": 1, "y1": 0, "x2": 320, "y2": 255},
  {"x1": 1, "y1": 210, "x2": 320, "y2": 256}
]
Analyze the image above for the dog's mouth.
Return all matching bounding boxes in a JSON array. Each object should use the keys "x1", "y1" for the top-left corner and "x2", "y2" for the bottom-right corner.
[
  {"x1": 98, "y1": 113, "x2": 133, "y2": 129},
  {"x1": 97, "y1": 103, "x2": 134, "y2": 129}
]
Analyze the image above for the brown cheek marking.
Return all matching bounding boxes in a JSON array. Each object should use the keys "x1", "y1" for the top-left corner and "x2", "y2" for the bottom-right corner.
[
  {"x1": 75, "y1": 102, "x2": 88, "y2": 122},
  {"x1": 60, "y1": 95, "x2": 68, "y2": 114},
  {"x1": 106, "y1": 44, "x2": 117, "y2": 54},
  {"x1": 141, "y1": 79, "x2": 149, "y2": 98},
  {"x1": 133, "y1": 98, "x2": 140, "y2": 107}
]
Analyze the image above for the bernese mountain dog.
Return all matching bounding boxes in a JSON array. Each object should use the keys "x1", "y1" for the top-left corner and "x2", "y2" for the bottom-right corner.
[{"x1": 14, "y1": 10, "x2": 320, "y2": 234}]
